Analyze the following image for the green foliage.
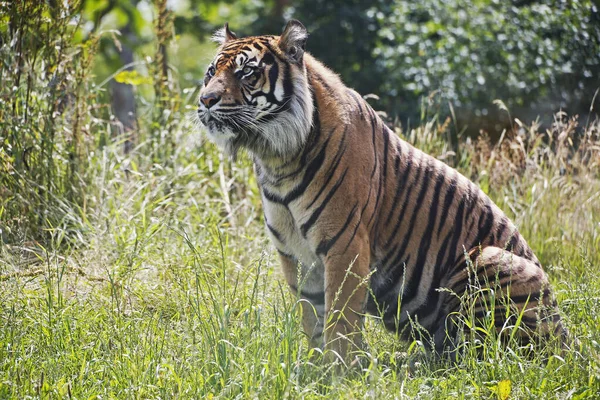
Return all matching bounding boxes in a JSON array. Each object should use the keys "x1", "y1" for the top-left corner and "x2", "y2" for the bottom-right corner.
[
  {"x1": 289, "y1": 0, "x2": 385, "y2": 97},
  {"x1": 253, "y1": 0, "x2": 600, "y2": 130},
  {"x1": 373, "y1": 0, "x2": 600, "y2": 125},
  {"x1": 0, "y1": 0, "x2": 188, "y2": 243},
  {"x1": 79, "y1": 0, "x2": 600, "y2": 134},
  {"x1": 114, "y1": 70, "x2": 153, "y2": 85},
  {"x1": 0, "y1": 0, "x2": 100, "y2": 243}
]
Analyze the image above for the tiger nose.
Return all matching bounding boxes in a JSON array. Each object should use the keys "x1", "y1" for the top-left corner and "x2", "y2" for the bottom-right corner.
[{"x1": 200, "y1": 93, "x2": 221, "y2": 109}]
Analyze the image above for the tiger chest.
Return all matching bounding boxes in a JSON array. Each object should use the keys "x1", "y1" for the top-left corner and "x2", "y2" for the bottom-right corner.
[{"x1": 262, "y1": 198, "x2": 324, "y2": 274}]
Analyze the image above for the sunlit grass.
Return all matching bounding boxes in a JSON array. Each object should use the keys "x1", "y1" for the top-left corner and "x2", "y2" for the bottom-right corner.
[
  {"x1": 1, "y1": 115, "x2": 599, "y2": 398},
  {"x1": 2, "y1": 1, "x2": 598, "y2": 397}
]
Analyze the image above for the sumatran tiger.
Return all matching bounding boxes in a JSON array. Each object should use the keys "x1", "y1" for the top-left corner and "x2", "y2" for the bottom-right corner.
[{"x1": 196, "y1": 20, "x2": 567, "y2": 364}]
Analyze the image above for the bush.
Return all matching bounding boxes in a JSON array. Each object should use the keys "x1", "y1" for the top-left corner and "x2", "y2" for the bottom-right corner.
[
  {"x1": 0, "y1": 1, "x2": 101, "y2": 243},
  {"x1": 290, "y1": 0, "x2": 384, "y2": 98},
  {"x1": 372, "y1": 0, "x2": 600, "y2": 129}
]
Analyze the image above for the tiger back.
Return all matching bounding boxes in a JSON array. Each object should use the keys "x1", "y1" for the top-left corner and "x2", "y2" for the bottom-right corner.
[{"x1": 196, "y1": 20, "x2": 567, "y2": 363}]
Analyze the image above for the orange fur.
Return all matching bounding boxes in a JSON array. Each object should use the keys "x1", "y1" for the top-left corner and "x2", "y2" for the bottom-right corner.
[{"x1": 197, "y1": 20, "x2": 567, "y2": 364}]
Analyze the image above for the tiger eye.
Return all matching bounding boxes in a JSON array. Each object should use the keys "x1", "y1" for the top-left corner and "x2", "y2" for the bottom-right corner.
[{"x1": 207, "y1": 66, "x2": 215, "y2": 77}]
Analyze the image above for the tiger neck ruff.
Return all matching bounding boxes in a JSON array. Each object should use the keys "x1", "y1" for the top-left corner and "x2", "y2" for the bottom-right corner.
[{"x1": 197, "y1": 20, "x2": 567, "y2": 364}]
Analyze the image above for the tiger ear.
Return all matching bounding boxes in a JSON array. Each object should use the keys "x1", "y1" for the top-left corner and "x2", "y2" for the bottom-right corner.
[
  {"x1": 212, "y1": 22, "x2": 237, "y2": 44},
  {"x1": 278, "y1": 19, "x2": 307, "y2": 63}
]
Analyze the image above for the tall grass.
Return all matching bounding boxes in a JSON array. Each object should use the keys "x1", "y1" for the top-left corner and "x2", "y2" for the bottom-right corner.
[
  {"x1": 0, "y1": 0, "x2": 100, "y2": 243},
  {"x1": 1, "y1": 3, "x2": 599, "y2": 398},
  {"x1": 1, "y1": 111, "x2": 598, "y2": 398}
]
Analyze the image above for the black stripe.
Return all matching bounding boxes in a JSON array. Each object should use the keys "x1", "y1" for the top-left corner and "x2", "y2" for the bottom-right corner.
[
  {"x1": 386, "y1": 146, "x2": 413, "y2": 229},
  {"x1": 469, "y1": 201, "x2": 495, "y2": 249},
  {"x1": 425, "y1": 174, "x2": 462, "y2": 282},
  {"x1": 269, "y1": 113, "x2": 323, "y2": 180},
  {"x1": 311, "y1": 73, "x2": 334, "y2": 93},
  {"x1": 300, "y1": 167, "x2": 349, "y2": 237},
  {"x1": 464, "y1": 187, "x2": 480, "y2": 233},
  {"x1": 506, "y1": 234, "x2": 519, "y2": 252},
  {"x1": 411, "y1": 172, "x2": 450, "y2": 319},
  {"x1": 221, "y1": 37, "x2": 271, "y2": 51},
  {"x1": 267, "y1": 222, "x2": 283, "y2": 242},
  {"x1": 412, "y1": 231, "x2": 456, "y2": 321},
  {"x1": 388, "y1": 148, "x2": 421, "y2": 242},
  {"x1": 451, "y1": 264, "x2": 515, "y2": 295},
  {"x1": 367, "y1": 122, "x2": 389, "y2": 222},
  {"x1": 277, "y1": 249, "x2": 295, "y2": 259},
  {"x1": 433, "y1": 230, "x2": 454, "y2": 275},
  {"x1": 282, "y1": 63, "x2": 294, "y2": 102},
  {"x1": 380, "y1": 126, "x2": 390, "y2": 194},
  {"x1": 440, "y1": 192, "x2": 468, "y2": 279},
  {"x1": 370, "y1": 126, "x2": 391, "y2": 250},
  {"x1": 379, "y1": 244, "x2": 400, "y2": 270},
  {"x1": 347, "y1": 89, "x2": 365, "y2": 119},
  {"x1": 341, "y1": 209, "x2": 363, "y2": 253},
  {"x1": 393, "y1": 159, "x2": 435, "y2": 262},
  {"x1": 436, "y1": 175, "x2": 458, "y2": 237},
  {"x1": 316, "y1": 203, "x2": 359, "y2": 255},
  {"x1": 510, "y1": 239, "x2": 526, "y2": 260},
  {"x1": 357, "y1": 160, "x2": 378, "y2": 251},
  {"x1": 261, "y1": 137, "x2": 330, "y2": 205},
  {"x1": 366, "y1": 110, "x2": 381, "y2": 230},
  {"x1": 507, "y1": 289, "x2": 551, "y2": 305},
  {"x1": 495, "y1": 218, "x2": 508, "y2": 244},
  {"x1": 288, "y1": 284, "x2": 325, "y2": 304},
  {"x1": 367, "y1": 111, "x2": 379, "y2": 184},
  {"x1": 396, "y1": 160, "x2": 436, "y2": 303},
  {"x1": 264, "y1": 42, "x2": 289, "y2": 63},
  {"x1": 305, "y1": 127, "x2": 348, "y2": 208}
]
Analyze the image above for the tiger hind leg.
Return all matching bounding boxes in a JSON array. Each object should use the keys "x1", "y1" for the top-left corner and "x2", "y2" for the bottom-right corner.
[{"x1": 440, "y1": 246, "x2": 568, "y2": 357}]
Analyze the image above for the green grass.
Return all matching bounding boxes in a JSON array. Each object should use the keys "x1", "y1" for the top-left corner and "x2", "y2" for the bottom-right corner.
[
  {"x1": 1, "y1": 3, "x2": 599, "y2": 397},
  {"x1": 1, "y1": 116, "x2": 599, "y2": 399}
]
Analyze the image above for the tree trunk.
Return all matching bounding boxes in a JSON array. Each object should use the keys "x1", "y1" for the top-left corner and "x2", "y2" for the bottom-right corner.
[{"x1": 110, "y1": 24, "x2": 137, "y2": 154}]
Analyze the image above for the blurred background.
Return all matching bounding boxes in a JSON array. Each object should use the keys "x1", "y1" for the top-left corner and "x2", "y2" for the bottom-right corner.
[{"x1": 84, "y1": 0, "x2": 600, "y2": 136}]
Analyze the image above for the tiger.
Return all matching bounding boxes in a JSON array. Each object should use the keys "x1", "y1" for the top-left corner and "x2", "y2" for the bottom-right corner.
[{"x1": 196, "y1": 20, "x2": 567, "y2": 364}]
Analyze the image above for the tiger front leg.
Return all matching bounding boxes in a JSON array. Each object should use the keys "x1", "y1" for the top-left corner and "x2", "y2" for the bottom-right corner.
[
  {"x1": 322, "y1": 242, "x2": 370, "y2": 366},
  {"x1": 278, "y1": 252, "x2": 326, "y2": 350}
]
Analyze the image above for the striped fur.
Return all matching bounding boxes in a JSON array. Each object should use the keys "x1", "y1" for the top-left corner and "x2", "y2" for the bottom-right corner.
[{"x1": 197, "y1": 20, "x2": 567, "y2": 363}]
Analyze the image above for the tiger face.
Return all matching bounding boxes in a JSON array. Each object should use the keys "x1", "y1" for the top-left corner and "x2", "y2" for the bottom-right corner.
[{"x1": 197, "y1": 21, "x2": 313, "y2": 160}]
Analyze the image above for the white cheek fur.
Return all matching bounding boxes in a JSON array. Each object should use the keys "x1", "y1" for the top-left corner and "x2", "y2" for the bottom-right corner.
[
  {"x1": 205, "y1": 127, "x2": 236, "y2": 147},
  {"x1": 255, "y1": 67, "x2": 314, "y2": 158},
  {"x1": 196, "y1": 61, "x2": 313, "y2": 160}
]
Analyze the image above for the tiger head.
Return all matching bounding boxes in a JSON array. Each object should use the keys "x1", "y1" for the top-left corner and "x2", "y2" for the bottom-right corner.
[{"x1": 197, "y1": 20, "x2": 314, "y2": 160}]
